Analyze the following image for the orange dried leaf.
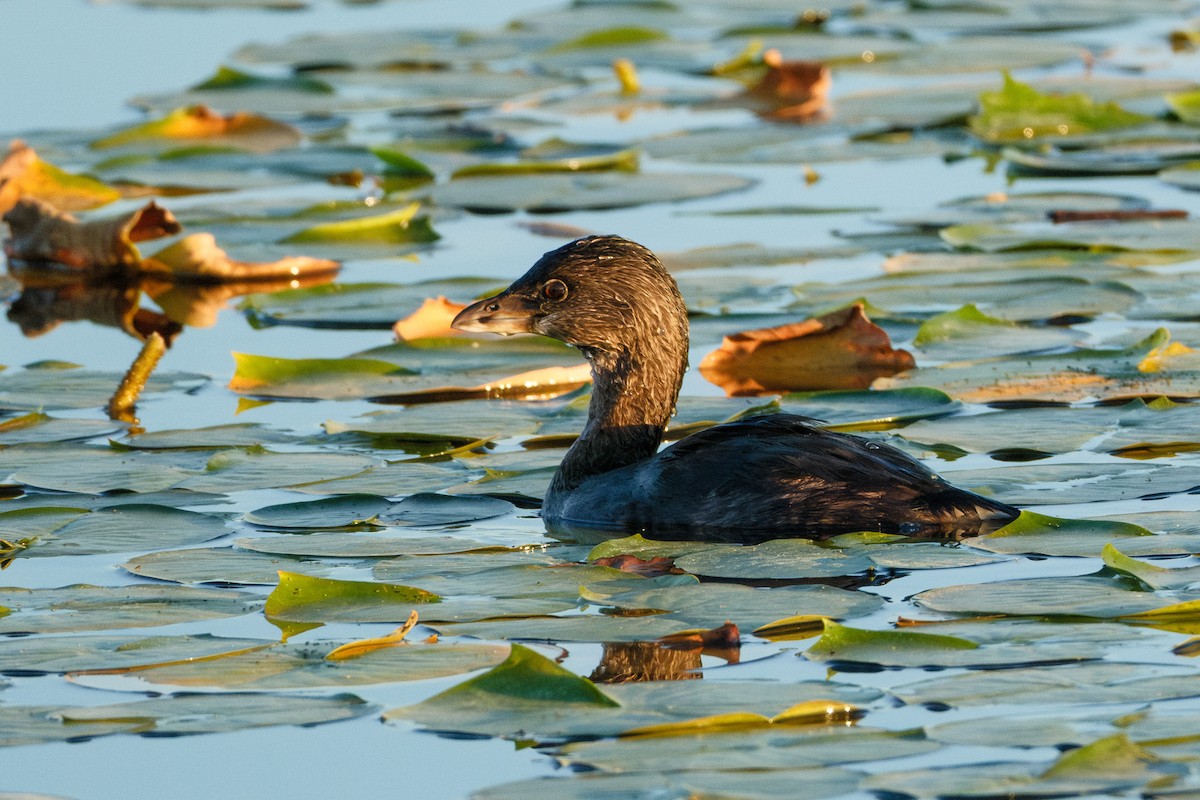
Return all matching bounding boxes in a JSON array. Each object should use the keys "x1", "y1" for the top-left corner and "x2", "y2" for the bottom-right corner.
[
  {"x1": 139, "y1": 233, "x2": 340, "y2": 283},
  {"x1": 0, "y1": 140, "x2": 120, "y2": 215},
  {"x1": 699, "y1": 303, "x2": 915, "y2": 397},
  {"x1": 393, "y1": 296, "x2": 467, "y2": 340},
  {"x1": 3, "y1": 197, "x2": 181, "y2": 270}
]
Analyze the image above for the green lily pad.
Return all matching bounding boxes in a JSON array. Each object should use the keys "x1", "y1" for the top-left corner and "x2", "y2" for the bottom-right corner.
[
  {"x1": 970, "y1": 72, "x2": 1153, "y2": 143},
  {"x1": 671, "y1": 539, "x2": 873, "y2": 580},
  {"x1": 238, "y1": 280, "x2": 506, "y2": 331},
  {"x1": 11, "y1": 504, "x2": 229, "y2": 558},
  {"x1": 0, "y1": 584, "x2": 259, "y2": 634},
  {"x1": 123, "y1": 547, "x2": 349, "y2": 585},
  {"x1": 423, "y1": 171, "x2": 753, "y2": 213},
  {"x1": 286, "y1": 461, "x2": 474, "y2": 497},
  {"x1": 101, "y1": 639, "x2": 509, "y2": 691},
  {"x1": 879, "y1": 328, "x2": 1200, "y2": 403},
  {"x1": 0, "y1": 369, "x2": 207, "y2": 412},
  {"x1": 0, "y1": 412, "x2": 124, "y2": 445},
  {"x1": 1102, "y1": 543, "x2": 1200, "y2": 590},
  {"x1": 967, "y1": 511, "x2": 1188, "y2": 558},
  {"x1": 264, "y1": 571, "x2": 440, "y2": 622},
  {"x1": 894, "y1": 661, "x2": 1200, "y2": 708},
  {"x1": 555, "y1": 724, "x2": 930, "y2": 775},
  {"x1": 585, "y1": 582, "x2": 881, "y2": 630},
  {"x1": 176, "y1": 449, "x2": 379, "y2": 494},
  {"x1": 117, "y1": 423, "x2": 298, "y2": 450},
  {"x1": 913, "y1": 304, "x2": 1081, "y2": 359},
  {"x1": 474, "y1": 768, "x2": 861, "y2": 800},
  {"x1": 0, "y1": 693, "x2": 372, "y2": 747},
  {"x1": 237, "y1": 533, "x2": 507, "y2": 559},
  {"x1": 0, "y1": 633, "x2": 270, "y2": 675},
  {"x1": 776, "y1": 387, "x2": 958, "y2": 430},
  {"x1": 942, "y1": 218, "x2": 1200, "y2": 253},
  {"x1": 898, "y1": 406, "x2": 1119, "y2": 457},
  {"x1": 863, "y1": 733, "x2": 1181, "y2": 798},
  {"x1": 914, "y1": 574, "x2": 1169, "y2": 619},
  {"x1": 244, "y1": 495, "x2": 392, "y2": 529},
  {"x1": 281, "y1": 203, "x2": 440, "y2": 246}
]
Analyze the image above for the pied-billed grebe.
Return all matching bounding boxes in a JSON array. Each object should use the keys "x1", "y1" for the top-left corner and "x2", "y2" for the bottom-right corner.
[{"x1": 453, "y1": 235, "x2": 1018, "y2": 542}]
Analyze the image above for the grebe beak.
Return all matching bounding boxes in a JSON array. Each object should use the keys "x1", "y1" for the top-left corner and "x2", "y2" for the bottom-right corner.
[{"x1": 452, "y1": 290, "x2": 537, "y2": 336}]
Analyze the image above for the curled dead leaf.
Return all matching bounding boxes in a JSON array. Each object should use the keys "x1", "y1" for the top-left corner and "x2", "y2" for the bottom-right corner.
[
  {"x1": 699, "y1": 303, "x2": 914, "y2": 397},
  {"x1": 140, "y1": 233, "x2": 340, "y2": 284},
  {"x1": 3, "y1": 197, "x2": 180, "y2": 271},
  {"x1": 746, "y1": 54, "x2": 831, "y2": 121},
  {"x1": 0, "y1": 140, "x2": 120, "y2": 215},
  {"x1": 393, "y1": 296, "x2": 467, "y2": 341}
]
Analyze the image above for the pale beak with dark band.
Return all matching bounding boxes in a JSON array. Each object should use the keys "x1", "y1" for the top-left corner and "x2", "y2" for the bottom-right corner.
[{"x1": 452, "y1": 292, "x2": 536, "y2": 336}]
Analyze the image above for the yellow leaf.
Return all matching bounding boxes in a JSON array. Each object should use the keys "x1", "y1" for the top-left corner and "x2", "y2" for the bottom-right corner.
[
  {"x1": 326, "y1": 610, "x2": 419, "y2": 661},
  {"x1": 1138, "y1": 340, "x2": 1195, "y2": 372}
]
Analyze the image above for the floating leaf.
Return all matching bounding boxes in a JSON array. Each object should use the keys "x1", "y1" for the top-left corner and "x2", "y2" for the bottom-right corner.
[
  {"x1": 281, "y1": 203, "x2": 440, "y2": 245},
  {"x1": 1101, "y1": 543, "x2": 1200, "y2": 589},
  {"x1": 0, "y1": 140, "x2": 119, "y2": 214},
  {"x1": 915, "y1": 575, "x2": 1167, "y2": 619},
  {"x1": 228, "y1": 352, "x2": 411, "y2": 400},
  {"x1": 140, "y1": 233, "x2": 339, "y2": 282},
  {"x1": 244, "y1": 494, "x2": 391, "y2": 529},
  {"x1": 0, "y1": 584, "x2": 258, "y2": 634},
  {"x1": 0, "y1": 632, "x2": 268, "y2": 675},
  {"x1": 191, "y1": 65, "x2": 333, "y2": 94},
  {"x1": 913, "y1": 304, "x2": 1079, "y2": 359},
  {"x1": 370, "y1": 146, "x2": 435, "y2": 178},
  {"x1": 91, "y1": 105, "x2": 301, "y2": 153},
  {"x1": 451, "y1": 149, "x2": 639, "y2": 178},
  {"x1": 423, "y1": 172, "x2": 752, "y2": 213},
  {"x1": 12, "y1": 504, "x2": 229, "y2": 558},
  {"x1": 699, "y1": 304, "x2": 914, "y2": 396},
  {"x1": 123, "y1": 547, "x2": 346, "y2": 585},
  {"x1": 4, "y1": 197, "x2": 180, "y2": 270},
  {"x1": 263, "y1": 571, "x2": 440, "y2": 625},
  {"x1": 670, "y1": 539, "x2": 872, "y2": 580},
  {"x1": 969, "y1": 72, "x2": 1153, "y2": 142}
]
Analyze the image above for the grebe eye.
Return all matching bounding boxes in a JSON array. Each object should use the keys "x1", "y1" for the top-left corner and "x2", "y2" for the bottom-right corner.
[{"x1": 542, "y1": 279, "x2": 568, "y2": 301}]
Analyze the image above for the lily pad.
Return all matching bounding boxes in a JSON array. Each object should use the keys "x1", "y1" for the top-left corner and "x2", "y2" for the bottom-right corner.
[
  {"x1": 0, "y1": 584, "x2": 259, "y2": 634},
  {"x1": 123, "y1": 547, "x2": 348, "y2": 585},
  {"x1": 10, "y1": 504, "x2": 229, "y2": 559},
  {"x1": 423, "y1": 172, "x2": 753, "y2": 213},
  {"x1": 95, "y1": 639, "x2": 509, "y2": 691}
]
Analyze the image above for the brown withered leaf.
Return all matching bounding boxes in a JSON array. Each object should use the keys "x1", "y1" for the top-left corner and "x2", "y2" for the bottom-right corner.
[
  {"x1": 0, "y1": 140, "x2": 120, "y2": 215},
  {"x1": 746, "y1": 53, "x2": 831, "y2": 121},
  {"x1": 3, "y1": 197, "x2": 181, "y2": 271},
  {"x1": 139, "y1": 233, "x2": 340, "y2": 284},
  {"x1": 699, "y1": 303, "x2": 914, "y2": 397},
  {"x1": 393, "y1": 296, "x2": 466, "y2": 341}
]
